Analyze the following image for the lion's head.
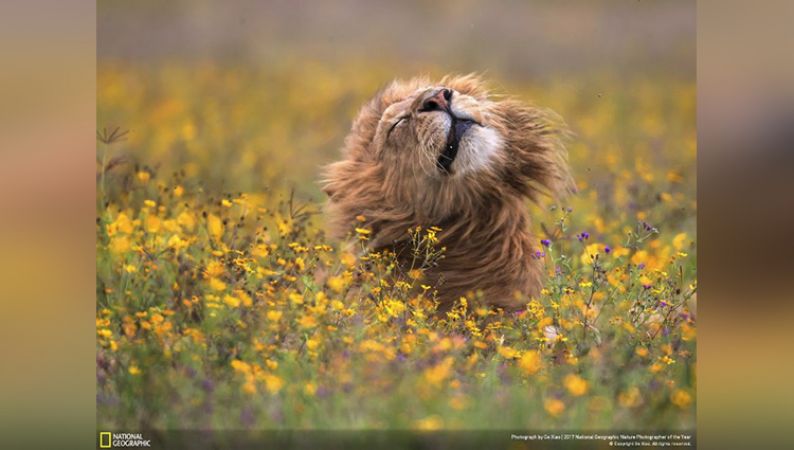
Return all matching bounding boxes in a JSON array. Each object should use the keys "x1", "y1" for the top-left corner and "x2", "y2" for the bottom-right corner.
[
  {"x1": 323, "y1": 74, "x2": 573, "y2": 236},
  {"x1": 322, "y1": 74, "x2": 574, "y2": 307}
]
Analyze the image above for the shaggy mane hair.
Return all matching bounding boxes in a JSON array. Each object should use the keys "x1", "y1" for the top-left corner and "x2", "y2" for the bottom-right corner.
[{"x1": 322, "y1": 75, "x2": 573, "y2": 309}]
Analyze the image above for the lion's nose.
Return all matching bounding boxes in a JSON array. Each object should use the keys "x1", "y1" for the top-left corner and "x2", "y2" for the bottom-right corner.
[{"x1": 420, "y1": 88, "x2": 452, "y2": 112}]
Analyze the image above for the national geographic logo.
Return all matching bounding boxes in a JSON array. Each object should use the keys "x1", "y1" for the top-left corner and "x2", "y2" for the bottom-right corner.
[{"x1": 99, "y1": 432, "x2": 151, "y2": 448}]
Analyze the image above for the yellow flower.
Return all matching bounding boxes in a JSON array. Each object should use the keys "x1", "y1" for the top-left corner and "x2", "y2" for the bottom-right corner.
[
  {"x1": 618, "y1": 387, "x2": 642, "y2": 408},
  {"x1": 497, "y1": 346, "x2": 519, "y2": 360},
  {"x1": 631, "y1": 250, "x2": 648, "y2": 266},
  {"x1": 274, "y1": 221, "x2": 290, "y2": 237},
  {"x1": 262, "y1": 373, "x2": 283, "y2": 394},
  {"x1": 544, "y1": 398, "x2": 565, "y2": 417},
  {"x1": 106, "y1": 212, "x2": 134, "y2": 236},
  {"x1": 145, "y1": 215, "x2": 161, "y2": 233},
  {"x1": 167, "y1": 234, "x2": 188, "y2": 250},
  {"x1": 162, "y1": 219, "x2": 180, "y2": 233},
  {"x1": 580, "y1": 243, "x2": 601, "y2": 265},
  {"x1": 136, "y1": 171, "x2": 150, "y2": 183},
  {"x1": 306, "y1": 338, "x2": 319, "y2": 351},
  {"x1": 355, "y1": 227, "x2": 371, "y2": 240},
  {"x1": 289, "y1": 292, "x2": 304, "y2": 305},
  {"x1": 109, "y1": 235, "x2": 131, "y2": 254},
  {"x1": 667, "y1": 170, "x2": 683, "y2": 183},
  {"x1": 128, "y1": 365, "x2": 141, "y2": 376},
  {"x1": 176, "y1": 211, "x2": 196, "y2": 231},
  {"x1": 423, "y1": 356, "x2": 454, "y2": 387},
  {"x1": 670, "y1": 389, "x2": 692, "y2": 409},
  {"x1": 611, "y1": 246, "x2": 630, "y2": 257},
  {"x1": 242, "y1": 380, "x2": 257, "y2": 394},
  {"x1": 173, "y1": 185, "x2": 184, "y2": 197},
  {"x1": 223, "y1": 294, "x2": 240, "y2": 308},
  {"x1": 295, "y1": 257, "x2": 305, "y2": 271},
  {"x1": 672, "y1": 232, "x2": 688, "y2": 251},
  {"x1": 230, "y1": 359, "x2": 251, "y2": 374},
  {"x1": 266, "y1": 310, "x2": 282, "y2": 322},
  {"x1": 381, "y1": 298, "x2": 406, "y2": 319},
  {"x1": 208, "y1": 277, "x2": 227, "y2": 292},
  {"x1": 340, "y1": 252, "x2": 357, "y2": 268},
  {"x1": 204, "y1": 260, "x2": 225, "y2": 278},
  {"x1": 236, "y1": 290, "x2": 253, "y2": 307},
  {"x1": 449, "y1": 396, "x2": 467, "y2": 411},
  {"x1": 252, "y1": 243, "x2": 270, "y2": 258},
  {"x1": 327, "y1": 276, "x2": 346, "y2": 293},
  {"x1": 304, "y1": 382, "x2": 317, "y2": 396},
  {"x1": 518, "y1": 350, "x2": 542, "y2": 375},
  {"x1": 207, "y1": 213, "x2": 223, "y2": 240},
  {"x1": 681, "y1": 323, "x2": 696, "y2": 341},
  {"x1": 298, "y1": 315, "x2": 317, "y2": 329},
  {"x1": 123, "y1": 264, "x2": 137, "y2": 273},
  {"x1": 414, "y1": 415, "x2": 444, "y2": 431},
  {"x1": 97, "y1": 328, "x2": 112, "y2": 338},
  {"x1": 564, "y1": 374, "x2": 588, "y2": 396}
]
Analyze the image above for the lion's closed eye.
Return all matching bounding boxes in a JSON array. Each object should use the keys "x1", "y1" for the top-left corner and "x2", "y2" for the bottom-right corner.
[{"x1": 387, "y1": 116, "x2": 409, "y2": 138}]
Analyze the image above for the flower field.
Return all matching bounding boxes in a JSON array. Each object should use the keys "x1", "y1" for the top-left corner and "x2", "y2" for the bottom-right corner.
[{"x1": 96, "y1": 63, "x2": 696, "y2": 431}]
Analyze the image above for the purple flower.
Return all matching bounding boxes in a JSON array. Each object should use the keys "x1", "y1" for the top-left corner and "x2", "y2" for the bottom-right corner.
[
  {"x1": 604, "y1": 245, "x2": 611, "y2": 254},
  {"x1": 638, "y1": 263, "x2": 646, "y2": 270},
  {"x1": 576, "y1": 232, "x2": 590, "y2": 242},
  {"x1": 532, "y1": 250, "x2": 546, "y2": 259},
  {"x1": 240, "y1": 407, "x2": 255, "y2": 428},
  {"x1": 316, "y1": 386, "x2": 331, "y2": 398},
  {"x1": 541, "y1": 239, "x2": 551, "y2": 247},
  {"x1": 643, "y1": 284, "x2": 652, "y2": 290}
]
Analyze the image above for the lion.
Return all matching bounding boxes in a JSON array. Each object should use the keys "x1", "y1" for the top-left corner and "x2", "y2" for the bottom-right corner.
[{"x1": 322, "y1": 74, "x2": 574, "y2": 309}]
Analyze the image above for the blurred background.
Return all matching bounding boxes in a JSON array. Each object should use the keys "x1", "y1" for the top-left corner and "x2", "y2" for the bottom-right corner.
[
  {"x1": 98, "y1": 0, "x2": 694, "y2": 74},
  {"x1": 97, "y1": 0, "x2": 695, "y2": 200}
]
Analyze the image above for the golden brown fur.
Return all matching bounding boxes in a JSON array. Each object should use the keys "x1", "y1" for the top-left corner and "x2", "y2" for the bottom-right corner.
[{"x1": 322, "y1": 75, "x2": 574, "y2": 309}]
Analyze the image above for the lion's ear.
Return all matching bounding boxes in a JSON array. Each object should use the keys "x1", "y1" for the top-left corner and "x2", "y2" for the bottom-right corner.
[{"x1": 497, "y1": 101, "x2": 575, "y2": 201}]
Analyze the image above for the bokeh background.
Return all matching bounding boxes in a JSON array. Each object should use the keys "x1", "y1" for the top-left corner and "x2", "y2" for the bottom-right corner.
[{"x1": 97, "y1": 0, "x2": 695, "y2": 200}]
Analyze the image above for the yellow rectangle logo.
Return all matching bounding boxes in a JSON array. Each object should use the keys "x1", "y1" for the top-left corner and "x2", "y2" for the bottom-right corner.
[{"x1": 99, "y1": 432, "x2": 112, "y2": 448}]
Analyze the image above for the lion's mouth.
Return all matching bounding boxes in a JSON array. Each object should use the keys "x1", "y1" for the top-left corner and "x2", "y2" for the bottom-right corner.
[{"x1": 437, "y1": 117, "x2": 477, "y2": 174}]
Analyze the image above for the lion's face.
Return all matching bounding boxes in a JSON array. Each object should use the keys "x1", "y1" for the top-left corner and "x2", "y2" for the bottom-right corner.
[
  {"x1": 324, "y1": 74, "x2": 572, "y2": 221},
  {"x1": 374, "y1": 84, "x2": 503, "y2": 178}
]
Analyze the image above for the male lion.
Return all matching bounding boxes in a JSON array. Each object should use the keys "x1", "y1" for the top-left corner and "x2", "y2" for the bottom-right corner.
[{"x1": 322, "y1": 75, "x2": 573, "y2": 309}]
